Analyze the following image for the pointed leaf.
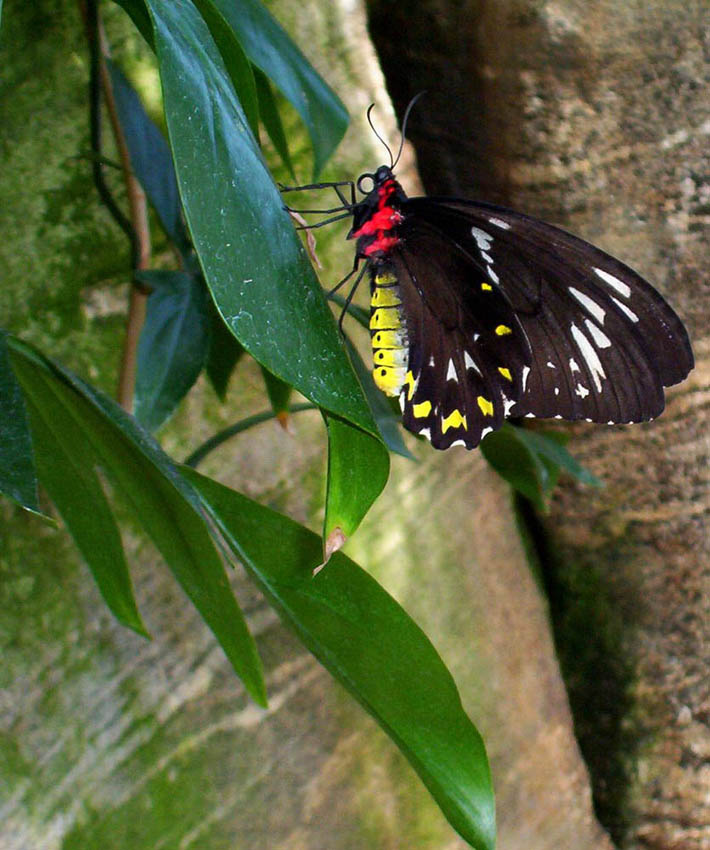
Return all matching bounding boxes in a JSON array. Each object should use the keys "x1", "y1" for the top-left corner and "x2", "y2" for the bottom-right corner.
[
  {"x1": 480, "y1": 425, "x2": 548, "y2": 511},
  {"x1": 203, "y1": 0, "x2": 347, "y2": 177},
  {"x1": 22, "y1": 393, "x2": 147, "y2": 635},
  {"x1": 0, "y1": 331, "x2": 40, "y2": 513},
  {"x1": 8, "y1": 337, "x2": 266, "y2": 706},
  {"x1": 323, "y1": 413, "x2": 389, "y2": 540},
  {"x1": 183, "y1": 468, "x2": 496, "y2": 850},
  {"x1": 259, "y1": 365, "x2": 292, "y2": 420},
  {"x1": 145, "y1": 0, "x2": 377, "y2": 437},
  {"x1": 511, "y1": 426, "x2": 603, "y2": 488},
  {"x1": 253, "y1": 66, "x2": 294, "y2": 178},
  {"x1": 190, "y1": 0, "x2": 260, "y2": 138},
  {"x1": 133, "y1": 270, "x2": 211, "y2": 431},
  {"x1": 205, "y1": 304, "x2": 244, "y2": 399},
  {"x1": 106, "y1": 59, "x2": 189, "y2": 251}
]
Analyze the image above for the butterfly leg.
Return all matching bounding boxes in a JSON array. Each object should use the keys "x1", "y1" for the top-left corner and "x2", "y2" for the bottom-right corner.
[{"x1": 335, "y1": 262, "x2": 369, "y2": 334}]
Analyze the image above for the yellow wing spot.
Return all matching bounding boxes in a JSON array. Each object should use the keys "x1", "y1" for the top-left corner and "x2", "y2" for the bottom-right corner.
[
  {"x1": 371, "y1": 286, "x2": 402, "y2": 308},
  {"x1": 498, "y1": 367, "x2": 512, "y2": 381},
  {"x1": 412, "y1": 400, "x2": 432, "y2": 419},
  {"x1": 442, "y1": 409, "x2": 467, "y2": 433},
  {"x1": 404, "y1": 370, "x2": 417, "y2": 401},
  {"x1": 481, "y1": 282, "x2": 493, "y2": 291},
  {"x1": 495, "y1": 324, "x2": 512, "y2": 336},
  {"x1": 374, "y1": 272, "x2": 397, "y2": 286},
  {"x1": 477, "y1": 396, "x2": 494, "y2": 416},
  {"x1": 370, "y1": 307, "x2": 402, "y2": 330}
]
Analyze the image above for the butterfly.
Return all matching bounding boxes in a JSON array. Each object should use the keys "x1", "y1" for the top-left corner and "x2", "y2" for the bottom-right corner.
[{"x1": 283, "y1": 105, "x2": 694, "y2": 450}]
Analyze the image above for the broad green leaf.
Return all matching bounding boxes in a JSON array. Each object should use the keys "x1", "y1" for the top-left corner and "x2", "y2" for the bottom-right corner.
[
  {"x1": 183, "y1": 468, "x2": 496, "y2": 850},
  {"x1": 0, "y1": 331, "x2": 40, "y2": 513},
  {"x1": 22, "y1": 392, "x2": 147, "y2": 635},
  {"x1": 133, "y1": 270, "x2": 211, "y2": 432},
  {"x1": 8, "y1": 337, "x2": 266, "y2": 706},
  {"x1": 204, "y1": 0, "x2": 347, "y2": 177},
  {"x1": 253, "y1": 65, "x2": 294, "y2": 178},
  {"x1": 107, "y1": 59, "x2": 189, "y2": 251},
  {"x1": 323, "y1": 413, "x2": 389, "y2": 542},
  {"x1": 205, "y1": 304, "x2": 244, "y2": 399},
  {"x1": 191, "y1": 0, "x2": 260, "y2": 138},
  {"x1": 145, "y1": 0, "x2": 376, "y2": 436}
]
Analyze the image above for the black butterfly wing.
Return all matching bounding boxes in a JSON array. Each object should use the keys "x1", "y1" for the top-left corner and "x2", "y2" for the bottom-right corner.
[
  {"x1": 387, "y1": 220, "x2": 531, "y2": 448},
  {"x1": 401, "y1": 197, "x2": 693, "y2": 429}
]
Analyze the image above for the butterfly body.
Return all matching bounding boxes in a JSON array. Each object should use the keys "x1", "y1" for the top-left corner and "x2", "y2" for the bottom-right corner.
[{"x1": 341, "y1": 164, "x2": 693, "y2": 450}]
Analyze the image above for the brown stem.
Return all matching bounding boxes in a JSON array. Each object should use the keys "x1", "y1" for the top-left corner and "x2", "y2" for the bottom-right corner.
[{"x1": 95, "y1": 24, "x2": 152, "y2": 411}]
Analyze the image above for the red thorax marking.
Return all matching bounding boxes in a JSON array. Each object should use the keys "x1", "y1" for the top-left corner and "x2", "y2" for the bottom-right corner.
[{"x1": 352, "y1": 179, "x2": 402, "y2": 256}]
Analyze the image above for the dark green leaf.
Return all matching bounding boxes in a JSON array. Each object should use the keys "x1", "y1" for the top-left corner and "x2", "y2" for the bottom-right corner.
[
  {"x1": 112, "y1": 0, "x2": 155, "y2": 49},
  {"x1": 480, "y1": 426, "x2": 549, "y2": 511},
  {"x1": 253, "y1": 66, "x2": 294, "y2": 178},
  {"x1": 133, "y1": 270, "x2": 211, "y2": 431},
  {"x1": 323, "y1": 413, "x2": 390, "y2": 540},
  {"x1": 259, "y1": 365, "x2": 292, "y2": 418},
  {"x1": 205, "y1": 303, "x2": 244, "y2": 400},
  {"x1": 145, "y1": 0, "x2": 377, "y2": 436},
  {"x1": 344, "y1": 335, "x2": 415, "y2": 461},
  {"x1": 0, "y1": 331, "x2": 40, "y2": 513},
  {"x1": 511, "y1": 426, "x2": 603, "y2": 488},
  {"x1": 183, "y1": 468, "x2": 496, "y2": 850},
  {"x1": 190, "y1": 0, "x2": 260, "y2": 139},
  {"x1": 8, "y1": 336, "x2": 266, "y2": 706},
  {"x1": 204, "y1": 0, "x2": 347, "y2": 177},
  {"x1": 22, "y1": 392, "x2": 147, "y2": 635},
  {"x1": 107, "y1": 59, "x2": 189, "y2": 251},
  {"x1": 481, "y1": 423, "x2": 602, "y2": 510}
]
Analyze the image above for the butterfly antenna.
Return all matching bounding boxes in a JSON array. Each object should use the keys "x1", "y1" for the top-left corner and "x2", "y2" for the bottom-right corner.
[
  {"x1": 366, "y1": 104, "x2": 394, "y2": 168},
  {"x1": 392, "y1": 91, "x2": 426, "y2": 170}
]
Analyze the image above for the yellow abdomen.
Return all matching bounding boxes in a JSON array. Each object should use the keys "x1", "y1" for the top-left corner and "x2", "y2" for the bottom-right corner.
[{"x1": 370, "y1": 271, "x2": 408, "y2": 396}]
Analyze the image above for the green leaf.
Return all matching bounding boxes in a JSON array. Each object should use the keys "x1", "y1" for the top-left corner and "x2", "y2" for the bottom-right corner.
[
  {"x1": 205, "y1": 303, "x2": 244, "y2": 400},
  {"x1": 182, "y1": 467, "x2": 496, "y2": 850},
  {"x1": 259, "y1": 364, "x2": 292, "y2": 419},
  {"x1": 133, "y1": 270, "x2": 211, "y2": 432},
  {"x1": 8, "y1": 337, "x2": 266, "y2": 706},
  {"x1": 323, "y1": 414, "x2": 390, "y2": 542},
  {"x1": 145, "y1": 0, "x2": 376, "y2": 436},
  {"x1": 190, "y1": 0, "x2": 260, "y2": 139},
  {"x1": 106, "y1": 59, "x2": 189, "y2": 251},
  {"x1": 253, "y1": 65, "x2": 294, "y2": 178},
  {"x1": 481, "y1": 423, "x2": 601, "y2": 510},
  {"x1": 0, "y1": 331, "x2": 40, "y2": 513},
  {"x1": 481, "y1": 426, "x2": 551, "y2": 511},
  {"x1": 112, "y1": 0, "x2": 155, "y2": 51},
  {"x1": 21, "y1": 392, "x2": 147, "y2": 635},
  {"x1": 204, "y1": 0, "x2": 347, "y2": 178},
  {"x1": 511, "y1": 426, "x2": 603, "y2": 488}
]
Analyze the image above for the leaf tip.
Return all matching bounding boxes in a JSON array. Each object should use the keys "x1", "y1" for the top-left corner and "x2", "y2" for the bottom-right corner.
[{"x1": 315, "y1": 526, "x2": 346, "y2": 574}]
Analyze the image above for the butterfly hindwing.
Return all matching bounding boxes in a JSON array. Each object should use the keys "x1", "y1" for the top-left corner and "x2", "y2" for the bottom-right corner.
[{"x1": 386, "y1": 231, "x2": 529, "y2": 448}]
